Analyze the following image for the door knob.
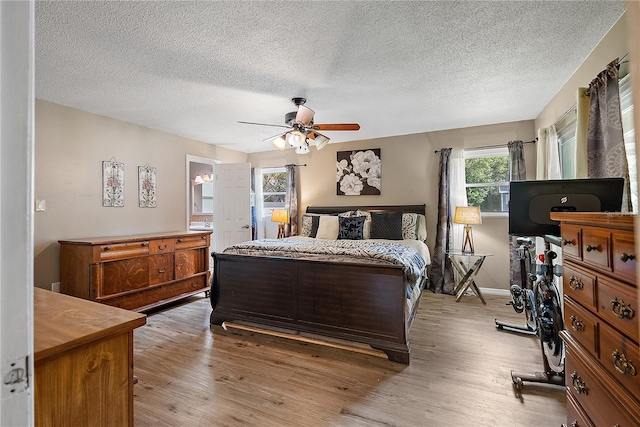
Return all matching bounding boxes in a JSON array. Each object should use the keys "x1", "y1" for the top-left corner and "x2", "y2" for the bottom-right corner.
[{"x1": 242, "y1": 225, "x2": 250, "y2": 229}]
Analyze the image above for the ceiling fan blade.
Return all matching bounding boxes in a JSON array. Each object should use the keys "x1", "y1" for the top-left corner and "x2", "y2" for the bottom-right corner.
[
  {"x1": 262, "y1": 130, "x2": 288, "y2": 142},
  {"x1": 295, "y1": 105, "x2": 315, "y2": 127},
  {"x1": 311, "y1": 123, "x2": 360, "y2": 131},
  {"x1": 238, "y1": 120, "x2": 291, "y2": 129}
]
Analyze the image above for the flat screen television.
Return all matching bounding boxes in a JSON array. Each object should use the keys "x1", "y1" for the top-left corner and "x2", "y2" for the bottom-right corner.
[{"x1": 509, "y1": 178, "x2": 624, "y2": 237}]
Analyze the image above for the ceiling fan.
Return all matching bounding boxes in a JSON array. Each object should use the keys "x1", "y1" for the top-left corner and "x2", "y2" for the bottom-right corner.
[{"x1": 238, "y1": 98, "x2": 360, "y2": 154}]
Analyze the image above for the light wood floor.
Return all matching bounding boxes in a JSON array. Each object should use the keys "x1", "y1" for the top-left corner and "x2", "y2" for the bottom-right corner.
[{"x1": 133, "y1": 291, "x2": 566, "y2": 426}]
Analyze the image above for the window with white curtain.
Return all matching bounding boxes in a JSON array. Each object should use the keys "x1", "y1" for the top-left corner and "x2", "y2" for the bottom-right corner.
[
  {"x1": 261, "y1": 167, "x2": 287, "y2": 209},
  {"x1": 619, "y1": 72, "x2": 637, "y2": 212},
  {"x1": 464, "y1": 147, "x2": 510, "y2": 214},
  {"x1": 556, "y1": 109, "x2": 577, "y2": 179}
]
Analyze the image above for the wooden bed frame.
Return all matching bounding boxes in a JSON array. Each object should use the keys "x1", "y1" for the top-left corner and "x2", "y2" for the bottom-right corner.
[{"x1": 209, "y1": 204, "x2": 427, "y2": 364}]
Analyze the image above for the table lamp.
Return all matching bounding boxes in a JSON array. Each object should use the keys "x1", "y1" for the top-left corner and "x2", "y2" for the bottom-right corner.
[
  {"x1": 271, "y1": 209, "x2": 290, "y2": 239},
  {"x1": 453, "y1": 206, "x2": 481, "y2": 253}
]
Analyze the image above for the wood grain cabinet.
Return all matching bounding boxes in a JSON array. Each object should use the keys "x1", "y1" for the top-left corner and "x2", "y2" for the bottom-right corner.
[
  {"x1": 59, "y1": 231, "x2": 211, "y2": 312},
  {"x1": 34, "y1": 288, "x2": 146, "y2": 426},
  {"x1": 551, "y1": 212, "x2": 640, "y2": 426}
]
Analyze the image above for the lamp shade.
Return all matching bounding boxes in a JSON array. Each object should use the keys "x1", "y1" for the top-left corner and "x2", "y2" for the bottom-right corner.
[
  {"x1": 453, "y1": 206, "x2": 482, "y2": 225},
  {"x1": 314, "y1": 133, "x2": 330, "y2": 150},
  {"x1": 271, "y1": 135, "x2": 286, "y2": 151},
  {"x1": 295, "y1": 143, "x2": 310, "y2": 155},
  {"x1": 295, "y1": 105, "x2": 315, "y2": 126},
  {"x1": 286, "y1": 131, "x2": 305, "y2": 147},
  {"x1": 271, "y1": 208, "x2": 290, "y2": 224}
]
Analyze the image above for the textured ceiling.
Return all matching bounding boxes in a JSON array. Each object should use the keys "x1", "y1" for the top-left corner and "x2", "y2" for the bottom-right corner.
[{"x1": 35, "y1": 1, "x2": 625, "y2": 153}]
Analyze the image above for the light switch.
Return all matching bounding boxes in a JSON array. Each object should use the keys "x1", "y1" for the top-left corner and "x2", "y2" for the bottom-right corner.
[{"x1": 35, "y1": 199, "x2": 46, "y2": 212}]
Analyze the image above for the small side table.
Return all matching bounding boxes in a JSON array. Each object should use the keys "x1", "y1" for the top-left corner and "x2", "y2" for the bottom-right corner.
[{"x1": 446, "y1": 250, "x2": 493, "y2": 304}]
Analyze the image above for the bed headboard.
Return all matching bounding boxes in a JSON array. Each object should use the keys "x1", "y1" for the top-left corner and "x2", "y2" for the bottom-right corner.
[{"x1": 306, "y1": 204, "x2": 426, "y2": 216}]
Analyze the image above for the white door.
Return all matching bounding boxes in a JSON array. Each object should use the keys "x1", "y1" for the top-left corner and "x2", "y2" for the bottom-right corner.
[
  {"x1": 214, "y1": 163, "x2": 251, "y2": 252},
  {"x1": 1, "y1": 1, "x2": 35, "y2": 425}
]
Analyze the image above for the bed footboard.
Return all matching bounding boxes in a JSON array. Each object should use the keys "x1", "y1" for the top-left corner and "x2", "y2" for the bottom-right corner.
[{"x1": 210, "y1": 252, "x2": 415, "y2": 363}]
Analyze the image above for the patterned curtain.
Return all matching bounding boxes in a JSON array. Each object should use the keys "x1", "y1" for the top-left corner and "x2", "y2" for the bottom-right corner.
[
  {"x1": 587, "y1": 58, "x2": 632, "y2": 212},
  {"x1": 508, "y1": 141, "x2": 526, "y2": 287},
  {"x1": 284, "y1": 164, "x2": 298, "y2": 236},
  {"x1": 429, "y1": 148, "x2": 455, "y2": 295}
]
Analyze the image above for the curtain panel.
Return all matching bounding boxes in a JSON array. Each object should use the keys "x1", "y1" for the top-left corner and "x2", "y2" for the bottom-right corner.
[
  {"x1": 429, "y1": 148, "x2": 455, "y2": 295},
  {"x1": 508, "y1": 141, "x2": 526, "y2": 288},
  {"x1": 284, "y1": 164, "x2": 298, "y2": 236},
  {"x1": 587, "y1": 58, "x2": 632, "y2": 211}
]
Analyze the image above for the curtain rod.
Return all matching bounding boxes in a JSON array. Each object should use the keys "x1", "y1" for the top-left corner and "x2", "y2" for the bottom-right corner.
[
  {"x1": 434, "y1": 138, "x2": 537, "y2": 154},
  {"x1": 283, "y1": 163, "x2": 307, "y2": 167}
]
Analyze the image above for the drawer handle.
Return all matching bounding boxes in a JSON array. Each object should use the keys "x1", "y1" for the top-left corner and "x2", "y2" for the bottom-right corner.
[
  {"x1": 610, "y1": 297, "x2": 635, "y2": 320},
  {"x1": 570, "y1": 371, "x2": 588, "y2": 395},
  {"x1": 177, "y1": 238, "x2": 183, "y2": 243},
  {"x1": 103, "y1": 246, "x2": 111, "y2": 251},
  {"x1": 612, "y1": 350, "x2": 637, "y2": 376},
  {"x1": 570, "y1": 314, "x2": 584, "y2": 332},
  {"x1": 585, "y1": 244, "x2": 598, "y2": 252},
  {"x1": 158, "y1": 269, "x2": 166, "y2": 274},
  {"x1": 158, "y1": 244, "x2": 168, "y2": 251},
  {"x1": 563, "y1": 238, "x2": 576, "y2": 246},
  {"x1": 569, "y1": 276, "x2": 583, "y2": 291},
  {"x1": 619, "y1": 252, "x2": 635, "y2": 262},
  {"x1": 141, "y1": 242, "x2": 148, "y2": 247}
]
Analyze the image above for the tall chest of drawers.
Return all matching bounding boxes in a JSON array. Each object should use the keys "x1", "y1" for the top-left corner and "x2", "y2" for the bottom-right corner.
[
  {"x1": 59, "y1": 231, "x2": 211, "y2": 312},
  {"x1": 551, "y1": 212, "x2": 639, "y2": 426}
]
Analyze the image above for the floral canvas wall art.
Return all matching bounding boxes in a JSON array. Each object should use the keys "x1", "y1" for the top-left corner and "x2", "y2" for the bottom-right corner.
[
  {"x1": 336, "y1": 148, "x2": 381, "y2": 195},
  {"x1": 138, "y1": 164, "x2": 157, "y2": 208},
  {"x1": 103, "y1": 158, "x2": 124, "y2": 207}
]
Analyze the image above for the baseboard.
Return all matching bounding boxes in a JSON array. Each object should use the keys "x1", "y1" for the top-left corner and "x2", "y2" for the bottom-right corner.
[{"x1": 479, "y1": 287, "x2": 510, "y2": 297}]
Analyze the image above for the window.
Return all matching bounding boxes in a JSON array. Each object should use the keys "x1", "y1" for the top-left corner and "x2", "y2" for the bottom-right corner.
[
  {"x1": 620, "y1": 72, "x2": 637, "y2": 212},
  {"x1": 556, "y1": 109, "x2": 577, "y2": 179},
  {"x1": 262, "y1": 167, "x2": 287, "y2": 208},
  {"x1": 464, "y1": 147, "x2": 509, "y2": 213}
]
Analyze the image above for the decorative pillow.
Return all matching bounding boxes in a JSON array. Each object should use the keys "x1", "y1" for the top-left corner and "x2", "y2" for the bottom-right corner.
[
  {"x1": 338, "y1": 216, "x2": 366, "y2": 240},
  {"x1": 417, "y1": 214, "x2": 427, "y2": 241},
  {"x1": 338, "y1": 210, "x2": 358, "y2": 217},
  {"x1": 315, "y1": 215, "x2": 340, "y2": 239},
  {"x1": 300, "y1": 215, "x2": 314, "y2": 237},
  {"x1": 355, "y1": 209, "x2": 372, "y2": 220},
  {"x1": 363, "y1": 219, "x2": 372, "y2": 239},
  {"x1": 309, "y1": 215, "x2": 321, "y2": 238},
  {"x1": 402, "y1": 213, "x2": 419, "y2": 240},
  {"x1": 370, "y1": 211, "x2": 403, "y2": 240}
]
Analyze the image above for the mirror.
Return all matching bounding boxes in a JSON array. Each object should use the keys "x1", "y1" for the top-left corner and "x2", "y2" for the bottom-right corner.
[{"x1": 186, "y1": 155, "x2": 219, "y2": 233}]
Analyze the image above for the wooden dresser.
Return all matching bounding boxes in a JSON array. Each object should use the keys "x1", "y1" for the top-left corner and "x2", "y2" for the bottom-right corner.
[
  {"x1": 551, "y1": 212, "x2": 640, "y2": 426},
  {"x1": 59, "y1": 230, "x2": 211, "y2": 312},
  {"x1": 34, "y1": 288, "x2": 146, "y2": 426}
]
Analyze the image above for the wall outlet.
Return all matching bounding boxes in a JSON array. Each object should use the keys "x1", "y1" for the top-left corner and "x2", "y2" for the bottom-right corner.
[
  {"x1": 51, "y1": 282, "x2": 60, "y2": 293},
  {"x1": 35, "y1": 199, "x2": 46, "y2": 212}
]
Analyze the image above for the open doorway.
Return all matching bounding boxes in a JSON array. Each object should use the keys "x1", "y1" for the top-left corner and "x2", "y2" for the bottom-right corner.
[{"x1": 186, "y1": 155, "x2": 220, "y2": 259}]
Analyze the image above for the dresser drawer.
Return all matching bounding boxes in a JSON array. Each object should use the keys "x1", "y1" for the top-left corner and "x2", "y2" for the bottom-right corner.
[
  {"x1": 566, "y1": 347, "x2": 637, "y2": 426},
  {"x1": 175, "y1": 234, "x2": 209, "y2": 250},
  {"x1": 101, "y1": 257, "x2": 150, "y2": 296},
  {"x1": 561, "y1": 225, "x2": 582, "y2": 260},
  {"x1": 564, "y1": 297, "x2": 598, "y2": 358},
  {"x1": 97, "y1": 241, "x2": 149, "y2": 261},
  {"x1": 149, "y1": 254, "x2": 175, "y2": 285},
  {"x1": 566, "y1": 390, "x2": 595, "y2": 427},
  {"x1": 581, "y1": 228, "x2": 611, "y2": 272},
  {"x1": 597, "y1": 277, "x2": 638, "y2": 340},
  {"x1": 612, "y1": 230, "x2": 637, "y2": 284},
  {"x1": 149, "y1": 238, "x2": 175, "y2": 254},
  {"x1": 564, "y1": 262, "x2": 596, "y2": 309},
  {"x1": 598, "y1": 321, "x2": 640, "y2": 398}
]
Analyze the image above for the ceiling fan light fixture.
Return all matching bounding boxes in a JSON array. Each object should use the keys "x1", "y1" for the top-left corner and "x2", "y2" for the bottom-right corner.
[
  {"x1": 314, "y1": 133, "x2": 330, "y2": 150},
  {"x1": 295, "y1": 105, "x2": 315, "y2": 126},
  {"x1": 287, "y1": 130, "x2": 305, "y2": 147},
  {"x1": 271, "y1": 135, "x2": 287, "y2": 151},
  {"x1": 295, "y1": 143, "x2": 310, "y2": 155}
]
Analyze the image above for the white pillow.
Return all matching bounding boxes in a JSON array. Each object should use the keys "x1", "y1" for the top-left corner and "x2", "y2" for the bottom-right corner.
[
  {"x1": 417, "y1": 214, "x2": 427, "y2": 241},
  {"x1": 363, "y1": 219, "x2": 371, "y2": 239},
  {"x1": 315, "y1": 215, "x2": 339, "y2": 239}
]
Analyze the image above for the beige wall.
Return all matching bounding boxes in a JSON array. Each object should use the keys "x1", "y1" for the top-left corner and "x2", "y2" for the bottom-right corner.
[
  {"x1": 250, "y1": 121, "x2": 536, "y2": 290},
  {"x1": 535, "y1": 13, "x2": 628, "y2": 129},
  {"x1": 34, "y1": 100, "x2": 247, "y2": 289}
]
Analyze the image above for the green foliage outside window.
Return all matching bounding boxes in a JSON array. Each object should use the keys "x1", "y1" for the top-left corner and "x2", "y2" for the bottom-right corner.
[
  {"x1": 263, "y1": 171, "x2": 287, "y2": 205},
  {"x1": 465, "y1": 156, "x2": 509, "y2": 212}
]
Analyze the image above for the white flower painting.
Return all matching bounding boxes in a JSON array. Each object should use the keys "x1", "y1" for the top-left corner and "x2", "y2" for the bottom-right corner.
[{"x1": 336, "y1": 149, "x2": 381, "y2": 195}]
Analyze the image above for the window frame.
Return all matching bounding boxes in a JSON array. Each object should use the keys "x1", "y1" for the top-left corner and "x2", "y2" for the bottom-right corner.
[
  {"x1": 464, "y1": 146, "x2": 510, "y2": 218},
  {"x1": 261, "y1": 166, "x2": 287, "y2": 210}
]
